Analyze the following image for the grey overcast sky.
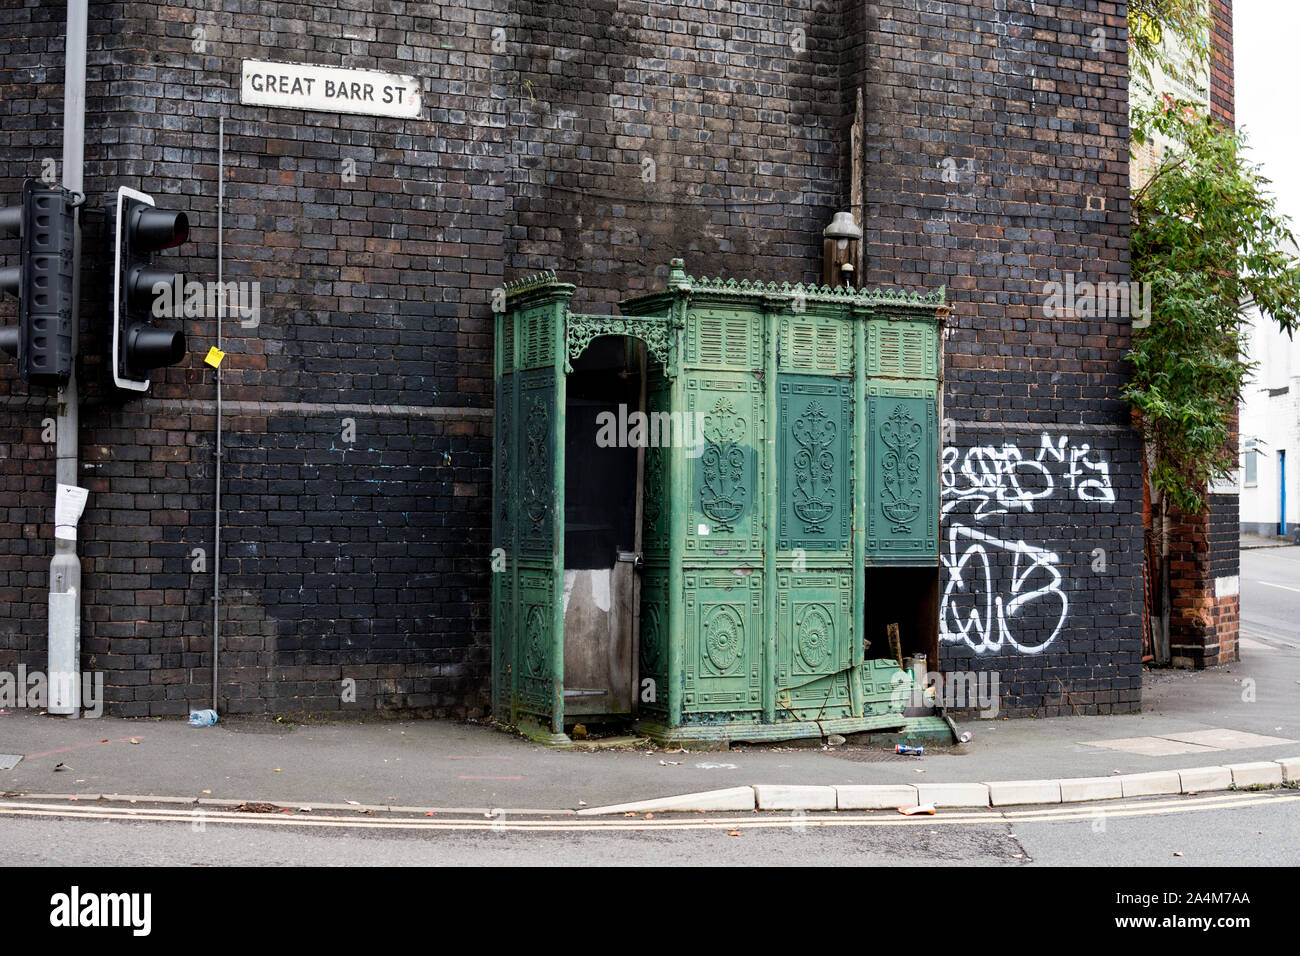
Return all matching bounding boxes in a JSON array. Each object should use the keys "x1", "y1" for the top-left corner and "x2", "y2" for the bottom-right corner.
[{"x1": 1234, "y1": 2, "x2": 1300, "y2": 227}]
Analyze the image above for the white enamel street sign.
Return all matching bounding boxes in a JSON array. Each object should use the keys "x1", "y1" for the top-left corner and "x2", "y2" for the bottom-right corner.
[{"x1": 240, "y1": 60, "x2": 422, "y2": 119}]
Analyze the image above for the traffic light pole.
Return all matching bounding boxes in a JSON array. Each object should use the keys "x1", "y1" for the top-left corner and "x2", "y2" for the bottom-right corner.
[{"x1": 47, "y1": 0, "x2": 86, "y2": 717}]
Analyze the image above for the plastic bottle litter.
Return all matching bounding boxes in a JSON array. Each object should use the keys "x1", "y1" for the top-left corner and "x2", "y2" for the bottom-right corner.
[
  {"x1": 188, "y1": 709, "x2": 218, "y2": 727},
  {"x1": 895, "y1": 743, "x2": 924, "y2": 756}
]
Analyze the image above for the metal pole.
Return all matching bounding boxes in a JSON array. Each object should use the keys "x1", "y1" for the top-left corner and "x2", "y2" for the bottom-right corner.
[
  {"x1": 212, "y1": 115, "x2": 223, "y2": 713},
  {"x1": 48, "y1": 0, "x2": 87, "y2": 717}
]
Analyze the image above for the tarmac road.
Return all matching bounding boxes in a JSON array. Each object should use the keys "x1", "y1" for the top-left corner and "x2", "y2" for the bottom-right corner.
[
  {"x1": 1240, "y1": 545, "x2": 1300, "y2": 649},
  {"x1": 1, "y1": 789, "x2": 1295, "y2": 866}
]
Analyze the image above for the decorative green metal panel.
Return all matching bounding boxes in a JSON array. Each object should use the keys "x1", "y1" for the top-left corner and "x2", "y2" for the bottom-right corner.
[
  {"x1": 686, "y1": 375, "x2": 763, "y2": 557},
  {"x1": 638, "y1": 568, "x2": 669, "y2": 718},
  {"x1": 642, "y1": 370, "x2": 672, "y2": 563},
  {"x1": 682, "y1": 569, "x2": 764, "y2": 717},
  {"x1": 685, "y1": 307, "x2": 763, "y2": 370},
  {"x1": 514, "y1": 567, "x2": 556, "y2": 721},
  {"x1": 867, "y1": 319, "x2": 938, "y2": 379},
  {"x1": 775, "y1": 570, "x2": 854, "y2": 720},
  {"x1": 865, "y1": 391, "x2": 939, "y2": 563},
  {"x1": 777, "y1": 374, "x2": 852, "y2": 552},
  {"x1": 862, "y1": 657, "x2": 910, "y2": 716},
  {"x1": 516, "y1": 369, "x2": 555, "y2": 558},
  {"x1": 517, "y1": 304, "x2": 555, "y2": 369},
  {"x1": 780, "y1": 313, "x2": 852, "y2": 375}
]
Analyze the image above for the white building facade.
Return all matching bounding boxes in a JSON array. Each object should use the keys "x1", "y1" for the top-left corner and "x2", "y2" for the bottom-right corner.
[{"x1": 1240, "y1": 305, "x2": 1300, "y2": 537}]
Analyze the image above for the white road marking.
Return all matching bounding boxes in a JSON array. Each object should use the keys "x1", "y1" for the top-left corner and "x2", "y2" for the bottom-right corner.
[
  {"x1": 1257, "y1": 580, "x2": 1300, "y2": 594},
  {"x1": 0, "y1": 791, "x2": 1293, "y2": 832}
]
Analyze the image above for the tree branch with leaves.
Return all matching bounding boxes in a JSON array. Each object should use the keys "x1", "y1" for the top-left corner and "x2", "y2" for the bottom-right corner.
[{"x1": 1127, "y1": 98, "x2": 1300, "y2": 513}]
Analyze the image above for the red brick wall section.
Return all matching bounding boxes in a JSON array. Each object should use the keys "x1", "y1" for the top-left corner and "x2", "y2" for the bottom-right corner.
[
  {"x1": 1163, "y1": 1, "x2": 1239, "y2": 670},
  {"x1": 1209, "y1": 0, "x2": 1234, "y2": 128}
]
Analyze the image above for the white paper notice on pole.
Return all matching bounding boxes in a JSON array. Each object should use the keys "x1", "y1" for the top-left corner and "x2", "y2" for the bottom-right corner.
[
  {"x1": 54, "y1": 484, "x2": 89, "y2": 542},
  {"x1": 240, "y1": 60, "x2": 422, "y2": 119}
]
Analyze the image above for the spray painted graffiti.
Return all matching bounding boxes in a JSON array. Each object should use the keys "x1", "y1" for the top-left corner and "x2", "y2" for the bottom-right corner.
[
  {"x1": 941, "y1": 434, "x2": 1115, "y2": 519},
  {"x1": 941, "y1": 525, "x2": 1067, "y2": 654},
  {"x1": 939, "y1": 434, "x2": 1115, "y2": 655}
]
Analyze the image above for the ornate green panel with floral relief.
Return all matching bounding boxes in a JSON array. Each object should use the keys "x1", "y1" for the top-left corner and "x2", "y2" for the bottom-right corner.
[
  {"x1": 685, "y1": 375, "x2": 763, "y2": 558},
  {"x1": 865, "y1": 390, "x2": 939, "y2": 563},
  {"x1": 777, "y1": 374, "x2": 852, "y2": 553}
]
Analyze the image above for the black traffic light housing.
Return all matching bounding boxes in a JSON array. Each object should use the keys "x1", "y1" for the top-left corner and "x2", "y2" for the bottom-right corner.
[
  {"x1": 113, "y1": 186, "x2": 189, "y2": 391},
  {"x1": 0, "y1": 180, "x2": 78, "y2": 387}
]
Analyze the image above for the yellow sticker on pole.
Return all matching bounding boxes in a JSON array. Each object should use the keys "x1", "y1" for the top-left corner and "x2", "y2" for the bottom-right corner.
[{"x1": 204, "y1": 346, "x2": 226, "y2": 369}]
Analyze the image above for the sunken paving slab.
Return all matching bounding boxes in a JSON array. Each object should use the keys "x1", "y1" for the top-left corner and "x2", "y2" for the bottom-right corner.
[
  {"x1": 1079, "y1": 736, "x2": 1219, "y2": 756},
  {"x1": 1158, "y1": 729, "x2": 1296, "y2": 750}
]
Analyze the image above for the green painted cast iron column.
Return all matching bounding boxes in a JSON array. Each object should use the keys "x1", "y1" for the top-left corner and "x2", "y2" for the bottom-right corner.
[
  {"x1": 851, "y1": 307, "x2": 868, "y2": 717},
  {"x1": 762, "y1": 298, "x2": 779, "y2": 724}
]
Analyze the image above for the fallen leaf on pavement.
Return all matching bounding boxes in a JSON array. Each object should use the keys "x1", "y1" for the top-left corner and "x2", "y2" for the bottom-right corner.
[
  {"x1": 233, "y1": 802, "x2": 277, "y2": 813},
  {"x1": 728, "y1": 829, "x2": 741, "y2": 837}
]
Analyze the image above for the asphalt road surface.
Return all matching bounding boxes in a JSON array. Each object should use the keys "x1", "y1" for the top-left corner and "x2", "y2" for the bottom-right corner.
[
  {"x1": 1240, "y1": 545, "x2": 1300, "y2": 649},
  {"x1": 2, "y1": 789, "x2": 1296, "y2": 866}
]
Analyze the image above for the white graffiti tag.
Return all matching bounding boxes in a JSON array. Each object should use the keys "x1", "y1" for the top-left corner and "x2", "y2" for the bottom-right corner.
[
  {"x1": 938, "y1": 433, "x2": 1114, "y2": 656},
  {"x1": 941, "y1": 433, "x2": 1114, "y2": 518},
  {"x1": 940, "y1": 525, "x2": 1068, "y2": 655}
]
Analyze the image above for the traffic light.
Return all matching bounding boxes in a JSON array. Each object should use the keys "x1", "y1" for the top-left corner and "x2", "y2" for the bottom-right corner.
[
  {"x1": 113, "y1": 186, "x2": 189, "y2": 391},
  {"x1": 0, "y1": 180, "x2": 78, "y2": 387}
]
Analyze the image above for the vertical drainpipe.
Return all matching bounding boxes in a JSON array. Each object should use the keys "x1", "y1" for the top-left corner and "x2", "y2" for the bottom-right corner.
[
  {"x1": 212, "y1": 115, "x2": 224, "y2": 713},
  {"x1": 762, "y1": 297, "x2": 778, "y2": 725},
  {"x1": 48, "y1": 0, "x2": 87, "y2": 717},
  {"x1": 850, "y1": 307, "x2": 867, "y2": 717}
]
